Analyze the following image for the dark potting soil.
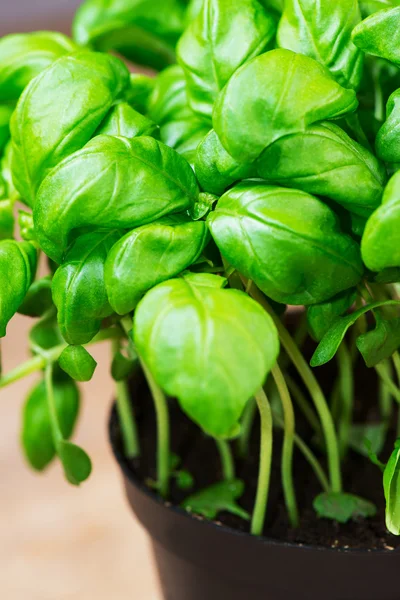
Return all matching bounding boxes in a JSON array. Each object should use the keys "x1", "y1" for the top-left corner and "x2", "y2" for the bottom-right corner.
[{"x1": 115, "y1": 349, "x2": 400, "y2": 552}]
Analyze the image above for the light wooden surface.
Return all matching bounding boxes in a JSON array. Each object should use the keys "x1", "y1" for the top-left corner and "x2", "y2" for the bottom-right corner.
[{"x1": 0, "y1": 314, "x2": 162, "y2": 600}]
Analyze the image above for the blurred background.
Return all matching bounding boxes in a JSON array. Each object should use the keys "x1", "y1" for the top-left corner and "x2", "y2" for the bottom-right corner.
[{"x1": 0, "y1": 2, "x2": 161, "y2": 598}]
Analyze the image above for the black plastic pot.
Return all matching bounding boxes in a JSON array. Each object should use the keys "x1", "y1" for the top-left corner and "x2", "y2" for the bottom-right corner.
[{"x1": 109, "y1": 407, "x2": 400, "y2": 600}]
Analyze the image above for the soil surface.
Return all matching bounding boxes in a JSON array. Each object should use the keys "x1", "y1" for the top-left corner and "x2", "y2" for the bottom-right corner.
[{"x1": 114, "y1": 344, "x2": 400, "y2": 551}]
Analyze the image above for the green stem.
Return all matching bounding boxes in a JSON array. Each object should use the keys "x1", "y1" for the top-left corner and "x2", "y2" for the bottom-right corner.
[
  {"x1": 0, "y1": 328, "x2": 121, "y2": 389},
  {"x1": 139, "y1": 356, "x2": 170, "y2": 498},
  {"x1": 271, "y1": 364, "x2": 298, "y2": 528},
  {"x1": 375, "y1": 363, "x2": 400, "y2": 405},
  {"x1": 216, "y1": 438, "x2": 235, "y2": 480},
  {"x1": 337, "y1": 342, "x2": 354, "y2": 459},
  {"x1": 251, "y1": 387, "x2": 273, "y2": 536},
  {"x1": 112, "y1": 338, "x2": 140, "y2": 459},
  {"x1": 247, "y1": 282, "x2": 341, "y2": 492},
  {"x1": 284, "y1": 373, "x2": 321, "y2": 435},
  {"x1": 272, "y1": 410, "x2": 330, "y2": 493},
  {"x1": 238, "y1": 397, "x2": 257, "y2": 458},
  {"x1": 393, "y1": 352, "x2": 400, "y2": 386}
]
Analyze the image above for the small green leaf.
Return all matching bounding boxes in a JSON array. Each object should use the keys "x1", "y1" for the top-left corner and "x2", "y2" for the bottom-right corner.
[
  {"x1": 313, "y1": 492, "x2": 377, "y2": 524},
  {"x1": 175, "y1": 470, "x2": 194, "y2": 491},
  {"x1": 348, "y1": 423, "x2": 386, "y2": 458},
  {"x1": 56, "y1": 440, "x2": 92, "y2": 486},
  {"x1": 311, "y1": 300, "x2": 400, "y2": 366},
  {"x1": 364, "y1": 438, "x2": 386, "y2": 471},
  {"x1": 134, "y1": 272, "x2": 279, "y2": 437},
  {"x1": 18, "y1": 276, "x2": 53, "y2": 317},
  {"x1": 307, "y1": 289, "x2": 356, "y2": 341},
  {"x1": 59, "y1": 345, "x2": 97, "y2": 382},
  {"x1": 125, "y1": 73, "x2": 155, "y2": 114},
  {"x1": 383, "y1": 439, "x2": 400, "y2": 534},
  {"x1": 182, "y1": 480, "x2": 250, "y2": 520},
  {"x1": 21, "y1": 375, "x2": 80, "y2": 471},
  {"x1": 29, "y1": 311, "x2": 64, "y2": 354},
  {"x1": 357, "y1": 314, "x2": 400, "y2": 367},
  {"x1": 18, "y1": 210, "x2": 36, "y2": 242},
  {"x1": 190, "y1": 192, "x2": 218, "y2": 221},
  {"x1": 111, "y1": 350, "x2": 138, "y2": 382},
  {"x1": 96, "y1": 102, "x2": 159, "y2": 139}
]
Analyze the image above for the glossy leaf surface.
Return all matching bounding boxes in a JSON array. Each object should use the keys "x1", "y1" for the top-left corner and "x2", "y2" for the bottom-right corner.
[
  {"x1": 0, "y1": 32, "x2": 78, "y2": 102},
  {"x1": 213, "y1": 49, "x2": 358, "y2": 163},
  {"x1": 383, "y1": 440, "x2": 400, "y2": 535},
  {"x1": 125, "y1": 73, "x2": 155, "y2": 114},
  {"x1": 352, "y1": 6, "x2": 400, "y2": 67},
  {"x1": 0, "y1": 240, "x2": 37, "y2": 336},
  {"x1": 278, "y1": 0, "x2": 363, "y2": 89},
  {"x1": 97, "y1": 102, "x2": 159, "y2": 139},
  {"x1": 257, "y1": 121, "x2": 386, "y2": 218},
  {"x1": 105, "y1": 214, "x2": 208, "y2": 315},
  {"x1": 307, "y1": 289, "x2": 356, "y2": 342},
  {"x1": 177, "y1": 0, "x2": 276, "y2": 118},
  {"x1": 34, "y1": 135, "x2": 199, "y2": 262},
  {"x1": 208, "y1": 183, "x2": 363, "y2": 306},
  {"x1": 21, "y1": 374, "x2": 80, "y2": 471},
  {"x1": 18, "y1": 276, "x2": 53, "y2": 317},
  {"x1": 52, "y1": 231, "x2": 120, "y2": 345},
  {"x1": 11, "y1": 51, "x2": 130, "y2": 206},
  {"x1": 59, "y1": 345, "x2": 97, "y2": 382},
  {"x1": 362, "y1": 171, "x2": 400, "y2": 271},
  {"x1": 134, "y1": 272, "x2": 280, "y2": 437}
]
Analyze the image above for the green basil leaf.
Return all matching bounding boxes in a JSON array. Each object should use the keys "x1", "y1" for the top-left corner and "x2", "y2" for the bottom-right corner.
[
  {"x1": 362, "y1": 171, "x2": 400, "y2": 272},
  {"x1": 208, "y1": 182, "x2": 363, "y2": 306},
  {"x1": 182, "y1": 480, "x2": 250, "y2": 520},
  {"x1": 195, "y1": 129, "x2": 256, "y2": 196},
  {"x1": 307, "y1": 289, "x2": 357, "y2": 342},
  {"x1": 352, "y1": 6, "x2": 400, "y2": 67},
  {"x1": 383, "y1": 439, "x2": 400, "y2": 534},
  {"x1": 160, "y1": 114, "x2": 210, "y2": 156},
  {"x1": 29, "y1": 311, "x2": 64, "y2": 353},
  {"x1": 56, "y1": 439, "x2": 92, "y2": 486},
  {"x1": 376, "y1": 88, "x2": 400, "y2": 163},
  {"x1": 18, "y1": 276, "x2": 53, "y2": 317},
  {"x1": 259, "y1": 0, "x2": 284, "y2": 12},
  {"x1": 147, "y1": 65, "x2": 187, "y2": 125},
  {"x1": 52, "y1": 230, "x2": 120, "y2": 345},
  {"x1": 278, "y1": 0, "x2": 363, "y2": 89},
  {"x1": 11, "y1": 51, "x2": 130, "y2": 206},
  {"x1": 1, "y1": 141, "x2": 18, "y2": 201},
  {"x1": 125, "y1": 73, "x2": 155, "y2": 115},
  {"x1": 256, "y1": 122, "x2": 386, "y2": 218},
  {"x1": 359, "y1": 1, "x2": 400, "y2": 18},
  {"x1": 0, "y1": 105, "x2": 13, "y2": 154},
  {"x1": 21, "y1": 374, "x2": 80, "y2": 471},
  {"x1": 356, "y1": 314, "x2": 400, "y2": 367},
  {"x1": 18, "y1": 210, "x2": 36, "y2": 242},
  {"x1": 213, "y1": 49, "x2": 358, "y2": 163},
  {"x1": 111, "y1": 350, "x2": 138, "y2": 381},
  {"x1": 177, "y1": 0, "x2": 276, "y2": 119},
  {"x1": 313, "y1": 492, "x2": 377, "y2": 523},
  {"x1": 310, "y1": 300, "x2": 400, "y2": 366},
  {"x1": 34, "y1": 135, "x2": 199, "y2": 262},
  {"x1": 105, "y1": 215, "x2": 208, "y2": 315},
  {"x1": 0, "y1": 198, "x2": 14, "y2": 240},
  {"x1": 0, "y1": 32, "x2": 78, "y2": 102},
  {"x1": 73, "y1": 0, "x2": 185, "y2": 70},
  {"x1": 369, "y1": 267, "x2": 400, "y2": 284},
  {"x1": 96, "y1": 102, "x2": 159, "y2": 139},
  {"x1": 0, "y1": 240, "x2": 37, "y2": 336},
  {"x1": 59, "y1": 345, "x2": 97, "y2": 382},
  {"x1": 134, "y1": 272, "x2": 280, "y2": 437}
]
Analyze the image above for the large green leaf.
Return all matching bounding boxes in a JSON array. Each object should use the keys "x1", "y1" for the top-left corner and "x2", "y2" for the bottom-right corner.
[
  {"x1": 207, "y1": 182, "x2": 363, "y2": 306},
  {"x1": 213, "y1": 49, "x2": 358, "y2": 163},
  {"x1": 11, "y1": 51, "x2": 130, "y2": 206},
  {"x1": 73, "y1": 0, "x2": 185, "y2": 70},
  {"x1": 359, "y1": 1, "x2": 400, "y2": 17},
  {"x1": 147, "y1": 65, "x2": 188, "y2": 126},
  {"x1": 352, "y1": 6, "x2": 400, "y2": 67},
  {"x1": 362, "y1": 171, "x2": 400, "y2": 271},
  {"x1": 21, "y1": 374, "x2": 80, "y2": 471},
  {"x1": 376, "y1": 88, "x2": 400, "y2": 163},
  {"x1": 256, "y1": 121, "x2": 386, "y2": 218},
  {"x1": 52, "y1": 230, "x2": 120, "y2": 345},
  {"x1": 278, "y1": 0, "x2": 363, "y2": 89},
  {"x1": 384, "y1": 440, "x2": 400, "y2": 535},
  {"x1": 105, "y1": 214, "x2": 208, "y2": 315},
  {"x1": 34, "y1": 135, "x2": 199, "y2": 262},
  {"x1": 0, "y1": 240, "x2": 37, "y2": 336},
  {"x1": 195, "y1": 129, "x2": 256, "y2": 196},
  {"x1": 0, "y1": 32, "x2": 78, "y2": 102},
  {"x1": 177, "y1": 0, "x2": 276, "y2": 119},
  {"x1": 134, "y1": 272, "x2": 280, "y2": 437}
]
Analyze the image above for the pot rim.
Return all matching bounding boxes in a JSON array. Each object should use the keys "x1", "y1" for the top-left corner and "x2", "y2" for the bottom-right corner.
[{"x1": 109, "y1": 403, "x2": 400, "y2": 556}]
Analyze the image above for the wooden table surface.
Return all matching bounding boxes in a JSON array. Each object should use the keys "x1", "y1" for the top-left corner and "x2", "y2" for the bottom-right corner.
[{"x1": 0, "y1": 314, "x2": 162, "y2": 600}]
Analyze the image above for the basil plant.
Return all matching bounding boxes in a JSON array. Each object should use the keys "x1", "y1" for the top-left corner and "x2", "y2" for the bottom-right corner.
[{"x1": 1, "y1": 0, "x2": 400, "y2": 539}]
